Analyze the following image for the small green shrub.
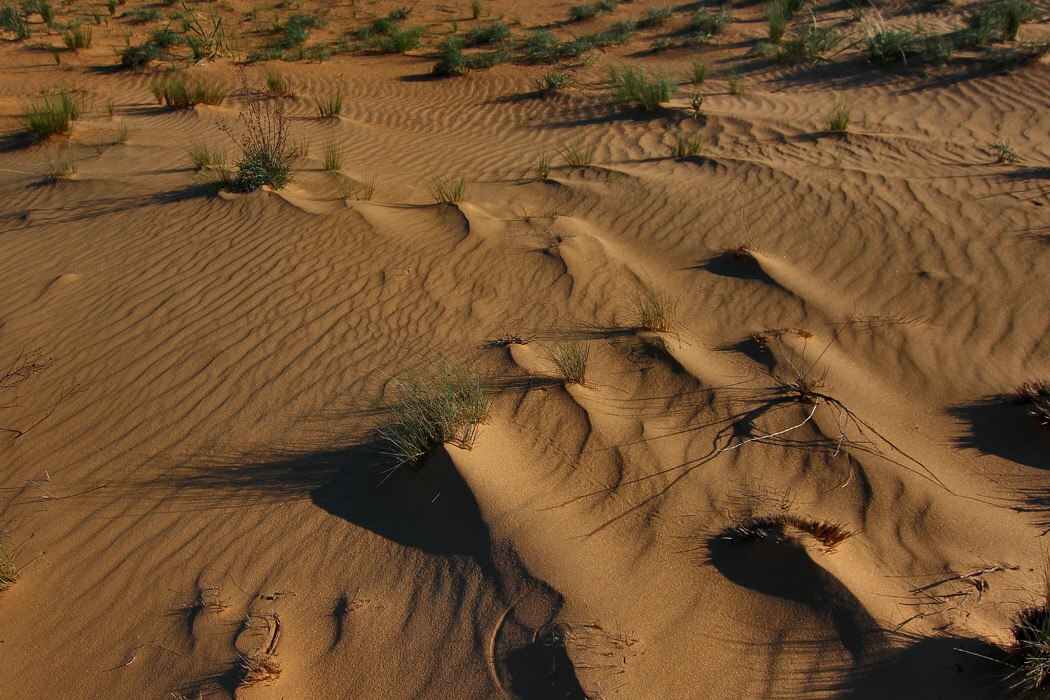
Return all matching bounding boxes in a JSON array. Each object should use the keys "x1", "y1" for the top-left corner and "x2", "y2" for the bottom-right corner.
[
  {"x1": 864, "y1": 22, "x2": 920, "y2": 64},
  {"x1": 376, "y1": 27, "x2": 423, "y2": 53},
  {"x1": 281, "y1": 13, "x2": 324, "y2": 48},
  {"x1": 537, "y1": 70, "x2": 573, "y2": 93},
  {"x1": 120, "y1": 41, "x2": 163, "y2": 68},
  {"x1": 989, "y1": 140, "x2": 1019, "y2": 164},
  {"x1": 608, "y1": 65, "x2": 676, "y2": 112},
  {"x1": 0, "y1": 5, "x2": 30, "y2": 39},
  {"x1": 464, "y1": 20, "x2": 509, "y2": 46},
  {"x1": 569, "y1": 1, "x2": 617, "y2": 22},
  {"x1": 23, "y1": 91, "x2": 80, "y2": 140},
  {"x1": 379, "y1": 359, "x2": 488, "y2": 468},
  {"x1": 427, "y1": 175, "x2": 466, "y2": 203},
  {"x1": 433, "y1": 37, "x2": 468, "y2": 75},
  {"x1": 221, "y1": 95, "x2": 292, "y2": 193},
  {"x1": 545, "y1": 342, "x2": 589, "y2": 385}
]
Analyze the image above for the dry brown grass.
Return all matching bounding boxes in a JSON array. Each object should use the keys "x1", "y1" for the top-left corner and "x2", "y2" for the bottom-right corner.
[
  {"x1": 1016, "y1": 380, "x2": 1050, "y2": 428},
  {"x1": 237, "y1": 652, "x2": 281, "y2": 686},
  {"x1": 733, "y1": 513, "x2": 854, "y2": 550}
]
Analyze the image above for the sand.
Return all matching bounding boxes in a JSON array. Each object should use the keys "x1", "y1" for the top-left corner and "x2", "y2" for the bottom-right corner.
[{"x1": 0, "y1": 0, "x2": 1047, "y2": 697}]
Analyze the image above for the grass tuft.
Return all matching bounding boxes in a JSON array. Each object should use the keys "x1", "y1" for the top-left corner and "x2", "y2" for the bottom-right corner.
[
  {"x1": 826, "y1": 103, "x2": 851, "y2": 133},
  {"x1": 608, "y1": 65, "x2": 676, "y2": 112},
  {"x1": 60, "y1": 24, "x2": 92, "y2": 49},
  {"x1": 314, "y1": 88, "x2": 343, "y2": 118},
  {"x1": 1009, "y1": 565, "x2": 1050, "y2": 690},
  {"x1": 23, "y1": 91, "x2": 80, "y2": 140},
  {"x1": 321, "y1": 138, "x2": 342, "y2": 170},
  {"x1": 186, "y1": 141, "x2": 226, "y2": 171},
  {"x1": 1015, "y1": 380, "x2": 1049, "y2": 426},
  {"x1": 545, "y1": 342, "x2": 590, "y2": 385},
  {"x1": 669, "y1": 128, "x2": 704, "y2": 158},
  {"x1": 0, "y1": 546, "x2": 17, "y2": 591},
  {"x1": 990, "y1": 140, "x2": 1019, "y2": 164},
  {"x1": 379, "y1": 359, "x2": 488, "y2": 468},
  {"x1": 427, "y1": 175, "x2": 466, "y2": 204},
  {"x1": 265, "y1": 69, "x2": 291, "y2": 97},
  {"x1": 536, "y1": 152, "x2": 552, "y2": 180},
  {"x1": 561, "y1": 141, "x2": 596, "y2": 167},
  {"x1": 631, "y1": 284, "x2": 677, "y2": 331},
  {"x1": 733, "y1": 513, "x2": 854, "y2": 550},
  {"x1": 149, "y1": 73, "x2": 225, "y2": 108}
]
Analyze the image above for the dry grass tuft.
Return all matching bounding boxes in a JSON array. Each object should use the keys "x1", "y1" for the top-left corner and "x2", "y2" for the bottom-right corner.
[
  {"x1": 1015, "y1": 380, "x2": 1050, "y2": 428},
  {"x1": 0, "y1": 546, "x2": 17, "y2": 591},
  {"x1": 631, "y1": 284, "x2": 676, "y2": 332},
  {"x1": 733, "y1": 513, "x2": 854, "y2": 550},
  {"x1": 236, "y1": 653, "x2": 281, "y2": 687},
  {"x1": 544, "y1": 341, "x2": 589, "y2": 385},
  {"x1": 1009, "y1": 566, "x2": 1050, "y2": 691}
]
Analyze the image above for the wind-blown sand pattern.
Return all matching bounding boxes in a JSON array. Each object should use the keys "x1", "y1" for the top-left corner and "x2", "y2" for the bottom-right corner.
[{"x1": 0, "y1": 0, "x2": 1048, "y2": 697}]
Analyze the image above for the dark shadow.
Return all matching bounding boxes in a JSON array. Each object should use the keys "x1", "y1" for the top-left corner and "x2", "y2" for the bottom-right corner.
[
  {"x1": 949, "y1": 397, "x2": 1050, "y2": 470},
  {"x1": 0, "y1": 130, "x2": 34, "y2": 154},
  {"x1": 834, "y1": 634, "x2": 1008, "y2": 699},
  {"x1": 691, "y1": 250, "x2": 775, "y2": 283},
  {"x1": 502, "y1": 625, "x2": 588, "y2": 700},
  {"x1": 16, "y1": 182, "x2": 225, "y2": 225},
  {"x1": 708, "y1": 531, "x2": 883, "y2": 662}
]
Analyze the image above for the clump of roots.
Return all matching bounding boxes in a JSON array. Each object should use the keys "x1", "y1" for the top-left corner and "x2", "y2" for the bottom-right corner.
[{"x1": 733, "y1": 513, "x2": 854, "y2": 551}]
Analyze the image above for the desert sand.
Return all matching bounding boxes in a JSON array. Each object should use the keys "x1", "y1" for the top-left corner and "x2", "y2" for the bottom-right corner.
[{"x1": 0, "y1": 0, "x2": 1048, "y2": 697}]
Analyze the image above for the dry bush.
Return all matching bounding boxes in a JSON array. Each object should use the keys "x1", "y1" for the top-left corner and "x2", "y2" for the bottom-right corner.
[
  {"x1": 1016, "y1": 380, "x2": 1050, "y2": 427},
  {"x1": 236, "y1": 653, "x2": 281, "y2": 687}
]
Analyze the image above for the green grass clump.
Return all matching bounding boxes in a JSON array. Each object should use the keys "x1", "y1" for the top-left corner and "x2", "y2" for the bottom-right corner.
[
  {"x1": 379, "y1": 360, "x2": 488, "y2": 468},
  {"x1": 23, "y1": 91, "x2": 80, "y2": 140},
  {"x1": 767, "y1": 1, "x2": 790, "y2": 42},
  {"x1": 638, "y1": 8, "x2": 674, "y2": 29},
  {"x1": 968, "y1": 0, "x2": 1038, "y2": 43},
  {"x1": 471, "y1": 0, "x2": 482, "y2": 20},
  {"x1": 536, "y1": 152, "x2": 552, "y2": 179},
  {"x1": 265, "y1": 69, "x2": 292, "y2": 96},
  {"x1": 631, "y1": 285, "x2": 677, "y2": 331},
  {"x1": 120, "y1": 41, "x2": 164, "y2": 68},
  {"x1": 779, "y1": 18, "x2": 841, "y2": 61},
  {"x1": 186, "y1": 141, "x2": 226, "y2": 171},
  {"x1": 315, "y1": 88, "x2": 343, "y2": 117},
  {"x1": 608, "y1": 65, "x2": 676, "y2": 112},
  {"x1": 427, "y1": 175, "x2": 466, "y2": 204},
  {"x1": 321, "y1": 138, "x2": 342, "y2": 170},
  {"x1": 0, "y1": 546, "x2": 16, "y2": 592},
  {"x1": 376, "y1": 27, "x2": 423, "y2": 53},
  {"x1": 281, "y1": 13, "x2": 324, "y2": 48},
  {"x1": 668, "y1": 129, "x2": 704, "y2": 158},
  {"x1": 690, "y1": 59, "x2": 708, "y2": 83},
  {"x1": 690, "y1": 7, "x2": 732, "y2": 36},
  {"x1": 568, "y1": 0, "x2": 617, "y2": 23},
  {"x1": 545, "y1": 342, "x2": 590, "y2": 385},
  {"x1": 864, "y1": 19, "x2": 920, "y2": 65},
  {"x1": 523, "y1": 30, "x2": 593, "y2": 63},
  {"x1": 149, "y1": 74, "x2": 225, "y2": 108},
  {"x1": 432, "y1": 37, "x2": 507, "y2": 76},
  {"x1": 60, "y1": 24, "x2": 92, "y2": 49},
  {"x1": 464, "y1": 20, "x2": 510, "y2": 46},
  {"x1": 123, "y1": 7, "x2": 160, "y2": 24},
  {"x1": 561, "y1": 141, "x2": 596, "y2": 166},
  {"x1": 0, "y1": 5, "x2": 31, "y2": 39},
  {"x1": 826, "y1": 104, "x2": 850, "y2": 133}
]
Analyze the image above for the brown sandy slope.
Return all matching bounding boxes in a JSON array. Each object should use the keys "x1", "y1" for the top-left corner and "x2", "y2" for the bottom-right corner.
[{"x1": 0, "y1": 1, "x2": 1048, "y2": 698}]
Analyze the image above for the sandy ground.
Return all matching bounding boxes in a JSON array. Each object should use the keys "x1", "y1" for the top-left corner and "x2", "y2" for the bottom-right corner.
[{"x1": 0, "y1": 0, "x2": 1048, "y2": 698}]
